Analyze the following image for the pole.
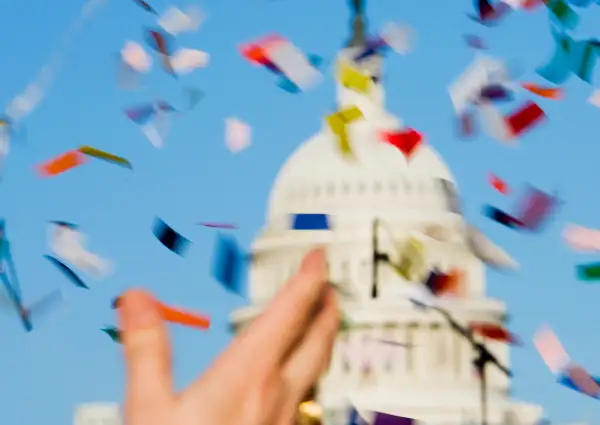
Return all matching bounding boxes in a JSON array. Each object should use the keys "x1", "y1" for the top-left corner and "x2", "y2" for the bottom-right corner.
[
  {"x1": 371, "y1": 218, "x2": 379, "y2": 298},
  {"x1": 478, "y1": 348, "x2": 488, "y2": 425}
]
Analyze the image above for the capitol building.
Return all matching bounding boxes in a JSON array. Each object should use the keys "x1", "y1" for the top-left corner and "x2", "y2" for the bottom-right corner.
[{"x1": 229, "y1": 3, "x2": 545, "y2": 425}]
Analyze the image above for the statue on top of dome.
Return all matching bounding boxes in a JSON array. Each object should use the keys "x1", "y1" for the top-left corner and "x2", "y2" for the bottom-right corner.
[{"x1": 346, "y1": 0, "x2": 366, "y2": 47}]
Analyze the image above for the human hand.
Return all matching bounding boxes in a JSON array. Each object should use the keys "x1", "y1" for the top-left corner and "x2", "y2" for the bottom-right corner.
[{"x1": 119, "y1": 248, "x2": 339, "y2": 425}]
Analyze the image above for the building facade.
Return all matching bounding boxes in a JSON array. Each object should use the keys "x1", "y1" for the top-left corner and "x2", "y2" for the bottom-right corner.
[
  {"x1": 73, "y1": 403, "x2": 122, "y2": 425},
  {"x1": 229, "y1": 37, "x2": 544, "y2": 425}
]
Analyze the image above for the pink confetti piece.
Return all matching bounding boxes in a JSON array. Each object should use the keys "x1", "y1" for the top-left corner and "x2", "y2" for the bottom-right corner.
[
  {"x1": 225, "y1": 118, "x2": 251, "y2": 153},
  {"x1": 563, "y1": 223, "x2": 600, "y2": 251},
  {"x1": 533, "y1": 324, "x2": 570, "y2": 374}
]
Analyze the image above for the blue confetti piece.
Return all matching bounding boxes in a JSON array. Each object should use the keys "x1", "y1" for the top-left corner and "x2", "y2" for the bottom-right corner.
[
  {"x1": 212, "y1": 233, "x2": 244, "y2": 296},
  {"x1": 291, "y1": 213, "x2": 330, "y2": 230},
  {"x1": 277, "y1": 78, "x2": 300, "y2": 93}
]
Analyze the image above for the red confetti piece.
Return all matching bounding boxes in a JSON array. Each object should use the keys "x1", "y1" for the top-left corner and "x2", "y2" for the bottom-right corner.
[
  {"x1": 470, "y1": 322, "x2": 521, "y2": 345},
  {"x1": 381, "y1": 128, "x2": 423, "y2": 159},
  {"x1": 505, "y1": 101, "x2": 546, "y2": 138}
]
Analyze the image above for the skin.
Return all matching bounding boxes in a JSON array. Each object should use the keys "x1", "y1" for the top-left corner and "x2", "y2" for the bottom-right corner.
[{"x1": 119, "y1": 248, "x2": 339, "y2": 425}]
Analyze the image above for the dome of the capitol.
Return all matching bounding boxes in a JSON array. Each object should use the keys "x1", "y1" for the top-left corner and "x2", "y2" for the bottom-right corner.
[
  {"x1": 266, "y1": 49, "x2": 458, "y2": 227},
  {"x1": 267, "y1": 110, "x2": 456, "y2": 222}
]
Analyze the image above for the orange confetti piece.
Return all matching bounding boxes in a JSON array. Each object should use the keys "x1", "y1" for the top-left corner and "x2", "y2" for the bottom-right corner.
[
  {"x1": 157, "y1": 302, "x2": 210, "y2": 329},
  {"x1": 239, "y1": 34, "x2": 286, "y2": 65},
  {"x1": 443, "y1": 267, "x2": 464, "y2": 296},
  {"x1": 37, "y1": 150, "x2": 88, "y2": 177},
  {"x1": 489, "y1": 173, "x2": 509, "y2": 194},
  {"x1": 521, "y1": 82, "x2": 563, "y2": 99}
]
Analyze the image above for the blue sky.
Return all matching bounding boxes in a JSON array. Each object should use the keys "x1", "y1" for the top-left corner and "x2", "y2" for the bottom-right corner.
[{"x1": 0, "y1": 0, "x2": 599, "y2": 424}]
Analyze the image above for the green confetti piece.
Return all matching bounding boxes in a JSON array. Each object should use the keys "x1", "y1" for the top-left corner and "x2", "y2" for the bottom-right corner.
[
  {"x1": 577, "y1": 263, "x2": 600, "y2": 280},
  {"x1": 101, "y1": 326, "x2": 122, "y2": 343}
]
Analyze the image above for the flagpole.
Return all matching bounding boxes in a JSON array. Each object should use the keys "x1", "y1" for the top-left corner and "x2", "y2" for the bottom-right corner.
[{"x1": 371, "y1": 218, "x2": 379, "y2": 298}]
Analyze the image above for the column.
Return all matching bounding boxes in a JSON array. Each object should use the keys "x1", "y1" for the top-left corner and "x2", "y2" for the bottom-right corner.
[
  {"x1": 406, "y1": 322, "x2": 417, "y2": 381},
  {"x1": 394, "y1": 323, "x2": 408, "y2": 381},
  {"x1": 380, "y1": 324, "x2": 396, "y2": 386},
  {"x1": 414, "y1": 323, "x2": 428, "y2": 380},
  {"x1": 452, "y1": 328, "x2": 463, "y2": 380}
]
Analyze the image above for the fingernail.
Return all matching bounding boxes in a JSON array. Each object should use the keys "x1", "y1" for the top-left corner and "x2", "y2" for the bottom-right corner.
[
  {"x1": 120, "y1": 290, "x2": 161, "y2": 331},
  {"x1": 300, "y1": 247, "x2": 326, "y2": 274}
]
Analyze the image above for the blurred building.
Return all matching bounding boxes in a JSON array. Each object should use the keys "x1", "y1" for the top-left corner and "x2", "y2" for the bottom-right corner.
[
  {"x1": 229, "y1": 2, "x2": 544, "y2": 425},
  {"x1": 73, "y1": 403, "x2": 122, "y2": 425}
]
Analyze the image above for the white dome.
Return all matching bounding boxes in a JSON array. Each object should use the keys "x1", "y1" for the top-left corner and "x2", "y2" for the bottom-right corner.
[{"x1": 267, "y1": 86, "x2": 456, "y2": 223}]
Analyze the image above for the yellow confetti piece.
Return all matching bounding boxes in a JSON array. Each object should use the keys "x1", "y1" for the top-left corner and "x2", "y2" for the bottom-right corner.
[
  {"x1": 326, "y1": 106, "x2": 365, "y2": 159},
  {"x1": 338, "y1": 60, "x2": 372, "y2": 94},
  {"x1": 326, "y1": 114, "x2": 352, "y2": 157},
  {"x1": 393, "y1": 237, "x2": 427, "y2": 281},
  {"x1": 337, "y1": 105, "x2": 364, "y2": 123},
  {"x1": 78, "y1": 145, "x2": 132, "y2": 168}
]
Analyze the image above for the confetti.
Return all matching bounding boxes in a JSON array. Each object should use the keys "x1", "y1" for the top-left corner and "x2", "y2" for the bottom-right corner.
[
  {"x1": 152, "y1": 218, "x2": 190, "y2": 256},
  {"x1": 225, "y1": 118, "x2": 251, "y2": 153},
  {"x1": 121, "y1": 41, "x2": 152, "y2": 72},
  {"x1": 157, "y1": 6, "x2": 204, "y2": 35},
  {"x1": 563, "y1": 224, "x2": 600, "y2": 251}
]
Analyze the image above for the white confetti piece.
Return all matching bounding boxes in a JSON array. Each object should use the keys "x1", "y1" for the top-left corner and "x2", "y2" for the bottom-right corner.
[
  {"x1": 158, "y1": 5, "x2": 204, "y2": 35},
  {"x1": 269, "y1": 42, "x2": 322, "y2": 92},
  {"x1": 50, "y1": 224, "x2": 112, "y2": 279},
  {"x1": 382, "y1": 22, "x2": 413, "y2": 55},
  {"x1": 588, "y1": 89, "x2": 600, "y2": 107},
  {"x1": 225, "y1": 118, "x2": 251, "y2": 153},
  {"x1": 170, "y1": 48, "x2": 210, "y2": 74},
  {"x1": 121, "y1": 41, "x2": 152, "y2": 72}
]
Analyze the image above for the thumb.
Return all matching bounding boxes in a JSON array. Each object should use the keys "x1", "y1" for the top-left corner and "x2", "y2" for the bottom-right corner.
[{"x1": 119, "y1": 289, "x2": 173, "y2": 420}]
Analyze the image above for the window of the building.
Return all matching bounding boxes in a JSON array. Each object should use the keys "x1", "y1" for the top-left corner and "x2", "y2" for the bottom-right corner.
[
  {"x1": 326, "y1": 183, "x2": 335, "y2": 196},
  {"x1": 390, "y1": 182, "x2": 397, "y2": 193},
  {"x1": 453, "y1": 331, "x2": 462, "y2": 377},
  {"x1": 341, "y1": 333, "x2": 351, "y2": 373},
  {"x1": 360, "y1": 333, "x2": 373, "y2": 384},
  {"x1": 342, "y1": 183, "x2": 350, "y2": 193},
  {"x1": 432, "y1": 323, "x2": 446, "y2": 368},
  {"x1": 341, "y1": 261, "x2": 350, "y2": 283},
  {"x1": 374, "y1": 181, "x2": 382, "y2": 193},
  {"x1": 407, "y1": 323, "x2": 417, "y2": 372},
  {"x1": 358, "y1": 182, "x2": 366, "y2": 193},
  {"x1": 383, "y1": 325, "x2": 396, "y2": 373},
  {"x1": 314, "y1": 186, "x2": 321, "y2": 198}
]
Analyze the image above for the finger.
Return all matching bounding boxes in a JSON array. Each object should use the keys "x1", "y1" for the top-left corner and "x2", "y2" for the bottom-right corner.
[
  {"x1": 230, "y1": 248, "x2": 329, "y2": 370},
  {"x1": 282, "y1": 287, "x2": 339, "y2": 401},
  {"x1": 119, "y1": 289, "x2": 173, "y2": 422}
]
